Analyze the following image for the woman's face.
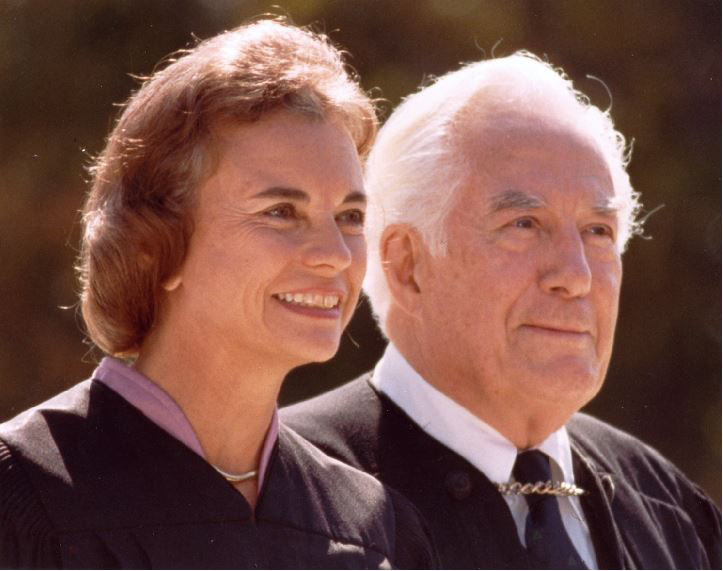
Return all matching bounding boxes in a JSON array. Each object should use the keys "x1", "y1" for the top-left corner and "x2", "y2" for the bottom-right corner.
[{"x1": 166, "y1": 110, "x2": 367, "y2": 368}]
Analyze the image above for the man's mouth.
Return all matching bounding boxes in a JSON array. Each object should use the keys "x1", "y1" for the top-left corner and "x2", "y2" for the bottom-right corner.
[
  {"x1": 273, "y1": 292, "x2": 341, "y2": 309},
  {"x1": 526, "y1": 324, "x2": 588, "y2": 335},
  {"x1": 519, "y1": 324, "x2": 593, "y2": 346}
]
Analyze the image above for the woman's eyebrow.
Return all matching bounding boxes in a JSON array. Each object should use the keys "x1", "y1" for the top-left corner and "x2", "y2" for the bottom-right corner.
[
  {"x1": 251, "y1": 187, "x2": 310, "y2": 202},
  {"x1": 249, "y1": 187, "x2": 367, "y2": 204},
  {"x1": 342, "y1": 190, "x2": 367, "y2": 204}
]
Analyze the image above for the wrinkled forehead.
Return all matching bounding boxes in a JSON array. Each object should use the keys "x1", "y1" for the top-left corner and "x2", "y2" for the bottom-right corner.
[{"x1": 455, "y1": 108, "x2": 615, "y2": 192}]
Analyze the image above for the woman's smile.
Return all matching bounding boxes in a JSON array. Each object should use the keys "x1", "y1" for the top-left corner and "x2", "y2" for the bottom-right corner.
[{"x1": 272, "y1": 289, "x2": 345, "y2": 318}]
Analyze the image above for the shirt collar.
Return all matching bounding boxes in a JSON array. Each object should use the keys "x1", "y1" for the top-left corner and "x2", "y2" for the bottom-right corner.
[{"x1": 371, "y1": 343, "x2": 576, "y2": 485}]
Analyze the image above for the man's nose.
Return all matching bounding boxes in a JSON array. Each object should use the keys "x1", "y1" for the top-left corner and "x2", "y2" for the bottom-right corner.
[
  {"x1": 301, "y1": 220, "x2": 353, "y2": 275},
  {"x1": 538, "y1": 230, "x2": 592, "y2": 298}
]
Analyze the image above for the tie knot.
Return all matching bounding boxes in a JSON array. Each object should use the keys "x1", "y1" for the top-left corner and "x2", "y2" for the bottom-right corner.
[{"x1": 513, "y1": 450, "x2": 552, "y2": 484}]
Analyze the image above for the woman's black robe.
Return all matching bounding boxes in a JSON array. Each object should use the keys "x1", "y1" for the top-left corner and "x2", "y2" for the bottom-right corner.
[{"x1": 0, "y1": 380, "x2": 436, "y2": 568}]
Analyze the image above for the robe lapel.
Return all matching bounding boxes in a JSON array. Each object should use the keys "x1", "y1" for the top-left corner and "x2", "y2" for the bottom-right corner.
[{"x1": 572, "y1": 444, "x2": 634, "y2": 569}]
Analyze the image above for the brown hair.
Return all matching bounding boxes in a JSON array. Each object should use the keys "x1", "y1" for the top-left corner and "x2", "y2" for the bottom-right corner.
[{"x1": 78, "y1": 18, "x2": 377, "y2": 357}]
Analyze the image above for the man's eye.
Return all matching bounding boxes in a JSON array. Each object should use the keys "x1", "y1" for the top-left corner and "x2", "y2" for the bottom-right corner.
[
  {"x1": 512, "y1": 217, "x2": 536, "y2": 229},
  {"x1": 585, "y1": 224, "x2": 614, "y2": 239},
  {"x1": 264, "y1": 204, "x2": 297, "y2": 219},
  {"x1": 336, "y1": 209, "x2": 365, "y2": 226}
]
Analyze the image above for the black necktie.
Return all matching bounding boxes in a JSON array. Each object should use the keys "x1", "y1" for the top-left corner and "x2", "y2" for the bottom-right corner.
[{"x1": 513, "y1": 450, "x2": 587, "y2": 569}]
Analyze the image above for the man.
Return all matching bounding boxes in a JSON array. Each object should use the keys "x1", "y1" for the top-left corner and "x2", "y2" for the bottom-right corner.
[{"x1": 283, "y1": 52, "x2": 721, "y2": 569}]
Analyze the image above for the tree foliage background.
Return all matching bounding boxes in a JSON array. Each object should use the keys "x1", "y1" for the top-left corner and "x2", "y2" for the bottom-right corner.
[{"x1": 1, "y1": 0, "x2": 720, "y2": 503}]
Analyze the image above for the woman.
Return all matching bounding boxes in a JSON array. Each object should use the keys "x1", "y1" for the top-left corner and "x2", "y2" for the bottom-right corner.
[{"x1": 0, "y1": 19, "x2": 435, "y2": 568}]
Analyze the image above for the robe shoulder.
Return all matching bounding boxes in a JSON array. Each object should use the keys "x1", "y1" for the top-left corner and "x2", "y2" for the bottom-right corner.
[
  {"x1": 568, "y1": 412, "x2": 722, "y2": 569},
  {"x1": 282, "y1": 373, "x2": 386, "y2": 469},
  {"x1": 0, "y1": 438, "x2": 62, "y2": 567}
]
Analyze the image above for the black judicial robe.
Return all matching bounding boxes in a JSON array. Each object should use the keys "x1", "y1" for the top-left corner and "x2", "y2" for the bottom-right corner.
[
  {"x1": 0, "y1": 379, "x2": 437, "y2": 569},
  {"x1": 283, "y1": 374, "x2": 722, "y2": 569}
]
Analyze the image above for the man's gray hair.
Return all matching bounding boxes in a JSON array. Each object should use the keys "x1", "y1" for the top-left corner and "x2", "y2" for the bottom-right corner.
[{"x1": 363, "y1": 51, "x2": 642, "y2": 335}]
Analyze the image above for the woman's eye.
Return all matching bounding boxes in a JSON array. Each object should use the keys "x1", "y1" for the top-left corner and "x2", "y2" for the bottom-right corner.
[
  {"x1": 336, "y1": 209, "x2": 365, "y2": 227},
  {"x1": 264, "y1": 204, "x2": 297, "y2": 219}
]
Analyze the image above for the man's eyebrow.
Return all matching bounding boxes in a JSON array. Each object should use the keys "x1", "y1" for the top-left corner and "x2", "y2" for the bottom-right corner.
[
  {"x1": 488, "y1": 190, "x2": 546, "y2": 213},
  {"x1": 249, "y1": 187, "x2": 366, "y2": 204},
  {"x1": 488, "y1": 190, "x2": 620, "y2": 217},
  {"x1": 592, "y1": 197, "x2": 620, "y2": 218}
]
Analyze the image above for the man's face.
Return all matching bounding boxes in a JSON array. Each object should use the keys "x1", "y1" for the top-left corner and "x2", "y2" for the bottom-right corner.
[{"x1": 418, "y1": 115, "x2": 622, "y2": 418}]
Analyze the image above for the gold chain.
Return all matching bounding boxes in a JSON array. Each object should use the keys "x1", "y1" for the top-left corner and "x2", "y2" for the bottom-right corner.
[
  {"x1": 214, "y1": 466, "x2": 258, "y2": 483},
  {"x1": 497, "y1": 480, "x2": 585, "y2": 497}
]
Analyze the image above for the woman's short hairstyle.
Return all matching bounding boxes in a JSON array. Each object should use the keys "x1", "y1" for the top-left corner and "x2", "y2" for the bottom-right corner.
[
  {"x1": 78, "y1": 18, "x2": 377, "y2": 357},
  {"x1": 363, "y1": 51, "x2": 642, "y2": 335}
]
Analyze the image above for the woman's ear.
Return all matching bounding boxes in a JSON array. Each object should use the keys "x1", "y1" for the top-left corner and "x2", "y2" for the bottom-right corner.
[
  {"x1": 161, "y1": 274, "x2": 182, "y2": 292},
  {"x1": 379, "y1": 224, "x2": 430, "y2": 317}
]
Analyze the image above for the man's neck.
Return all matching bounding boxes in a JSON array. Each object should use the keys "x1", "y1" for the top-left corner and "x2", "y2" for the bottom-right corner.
[
  {"x1": 387, "y1": 326, "x2": 572, "y2": 449},
  {"x1": 374, "y1": 342, "x2": 582, "y2": 492}
]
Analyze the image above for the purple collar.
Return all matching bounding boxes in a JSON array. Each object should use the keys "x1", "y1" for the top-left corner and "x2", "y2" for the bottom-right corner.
[{"x1": 93, "y1": 356, "x2": 279, "y2": 493}]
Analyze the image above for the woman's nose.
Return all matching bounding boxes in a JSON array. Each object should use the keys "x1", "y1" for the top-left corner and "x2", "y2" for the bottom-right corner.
[{"x1": 301, "y1": 221, "x2": 353, "y2": 274}]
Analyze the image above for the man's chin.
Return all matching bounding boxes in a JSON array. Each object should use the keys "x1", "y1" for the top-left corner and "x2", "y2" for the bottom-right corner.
[{"x1": 518, "y1": 361, "x2": 604, "y2": 409}]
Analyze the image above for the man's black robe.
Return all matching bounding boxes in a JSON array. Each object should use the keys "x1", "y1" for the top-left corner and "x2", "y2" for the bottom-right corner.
[
  {"x1": 0, "y1": 379, "x2": 436, "y2": 568},
  {"x1": 283, "y1": 374, "x2": 722, "y2": 569}
]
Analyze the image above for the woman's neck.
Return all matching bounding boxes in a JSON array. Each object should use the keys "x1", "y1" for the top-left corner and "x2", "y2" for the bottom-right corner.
[{"x1": 134, "y1": 324, "x2": 291, "y2": 507}]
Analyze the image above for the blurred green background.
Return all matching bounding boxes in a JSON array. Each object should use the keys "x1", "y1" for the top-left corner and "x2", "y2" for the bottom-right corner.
[{"x1": 0, "y1": 0, "x2": 720, "y2": 504}]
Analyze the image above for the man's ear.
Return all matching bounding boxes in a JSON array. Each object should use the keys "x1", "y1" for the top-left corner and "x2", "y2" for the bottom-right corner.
[{"x1": 380, "y1": 224, "x2": 430, "y2": 317}]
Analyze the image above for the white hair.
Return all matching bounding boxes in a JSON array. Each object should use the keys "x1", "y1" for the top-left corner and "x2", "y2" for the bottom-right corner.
[{"x1": 363, "y1": 51, "x2": 642, "y2": 335}]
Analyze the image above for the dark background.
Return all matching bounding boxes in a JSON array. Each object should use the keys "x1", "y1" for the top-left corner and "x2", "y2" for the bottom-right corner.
[{"x1": 1, "y1": 0, "x2": 720, "y2": 504}]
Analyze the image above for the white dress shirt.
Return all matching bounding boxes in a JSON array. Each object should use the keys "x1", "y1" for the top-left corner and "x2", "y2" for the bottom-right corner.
[{"x1": 371, "y1": 343, "x2": 598, "y2": 569}]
